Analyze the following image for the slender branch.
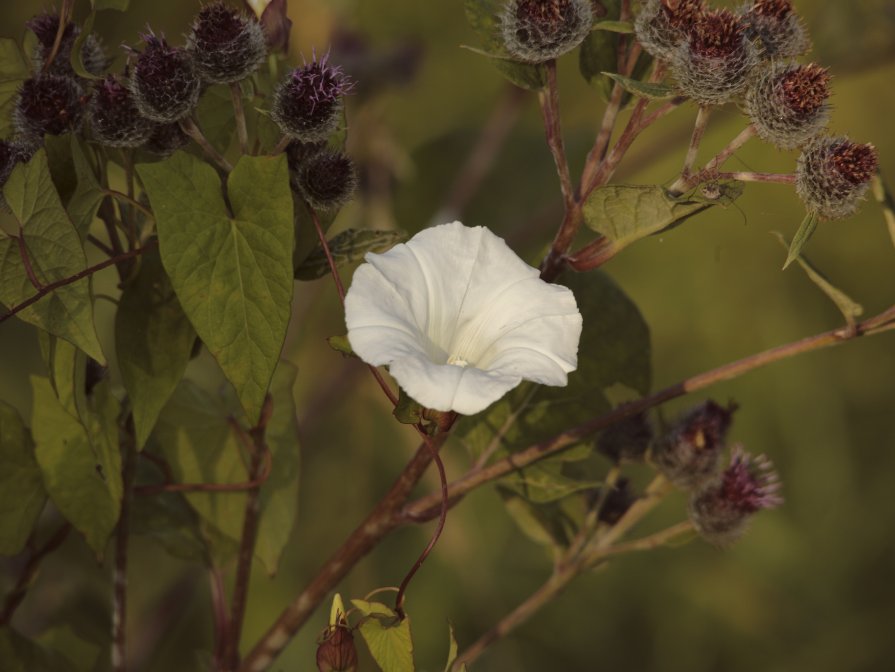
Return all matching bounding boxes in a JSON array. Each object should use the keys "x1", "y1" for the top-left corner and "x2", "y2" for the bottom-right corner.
[
  {"x1": 0, "y1": 241, "x2": 157, "y2": 325},
  {"x1": 452, "y1": 477, "x2": 674, "y2": 669},
  {"x1": 41, "y1": 0, "x2": 75, "y2": 74},
  {"x1": 105, "y1": 189, "x2": 154, "y2": 221},
  {"x1": 226, "y1": 397, "x2": 274, "y2": 669},
  {"x1": 0, "y1": 524, "x2": 71, "y2": 625},
  {"x1": 180, "y1": 117, "x2": 234, "y2": 173},
  {"x1": 238, "y1": 436, "x2": 448, "y2": 672},
  {"x1": 452, "y1": 566, "x2": 577, "y2": 670},
  {"x1": 133, "y1": 446, "x2": 271, "y2": 496},
  {"x1": 435, "y1": 85, "x2": 526, "y2": 223},
  {"x1": 588, "y1": 520, "x2": 695, "y2": 562},
  {"x1": 308, "y1": 203, "x2": 399, "y2": 407},
  {"x1": 670, "y1": 124, "x2": 757, "y2": 196},
  {"x1": 87, "y1": 234, "x2": 114, "y2": 256},
  {"x1": 210, "y1": 567, "x2": 232, "y2": 670},
  {"x1": 580, "y1": 42, "x2": 645, "y2": 190},
  {"x1": 677, "y1": 106, "x2": 711, "y2": 184},
  {"x1": 394, "y1": 416, "x2": 456, "y2": 617},
  {"x1": 717, "y1": 171, "x2": 795, "y2": 185},
  {"x1": 402, "y1": 305, "x2": 895, "y2": 523},
  {"x1": 538, "y1": 60, "x2": 574, "y2": 208},
  {"x1": 112, "y1": 426, "x2": 138, "y2": 672},
  {"x1": 270, "y1": 135, "x2": 291, "y2": 156},
  {"x1": 230, "y1": 82, "x2": 250, "y2": 155}
]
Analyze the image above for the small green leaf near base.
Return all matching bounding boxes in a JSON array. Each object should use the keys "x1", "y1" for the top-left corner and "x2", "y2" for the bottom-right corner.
[{"x1": 784, "y1": 212, "x2": 819, "y2": 269}]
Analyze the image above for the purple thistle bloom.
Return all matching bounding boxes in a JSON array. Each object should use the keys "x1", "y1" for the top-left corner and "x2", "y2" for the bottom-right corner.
[
  {"x1": 690, "y1": 445, "x2": 783, "y2": 546},
  {"x1": 271, "y1": 53, "x2": 354, "y2": 142}
]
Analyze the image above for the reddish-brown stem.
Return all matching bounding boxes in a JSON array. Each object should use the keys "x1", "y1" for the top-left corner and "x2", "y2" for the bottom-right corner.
[
  {"x1": 238, "y1": 437, "x2": 446, "y2": 672},
  {"x1": 87, "y1": 234, "x2": 114, "y2": 256},
  {"x1": 231, "y1": 82, "x2": 250, "y2": 155},
  {"x1": 678, "y1": 106, "x2": 711, "y2": 183},
  {"x1": 210, "y1": 567, "x2": 232, "y2": 670},
  {"x1": 0, "y1": 240, "x2": 157, "y2": 325},
  {"x1": 718, "y1": 171, "x2": 796, "y2": 185},
  {"x1": 308, "y1": 203, "x2": 399, "y2": 407},
  {"x1": 16, "y1": 231, "x2": 43, "y2": 290},
  {"x1": 41, "y1": 0, "x2": 74, "y2": 74},
  {"x1": 394, "y1": 415, "x2": 457, "y2": 617},
  {"x1": 270, "y1": 135, "x2": 291, "y2": 156},
  {"x1": 402, "y1": 305, "x2": 895, "y2": 523},
  {"x1": 112, "y1": 427, "x2": 137, "y2": 672},
  {"x1": 226, "y1": 398, "x2": 274, "y2": 669},
  {"x1": 580, "y1": 41, "x2": 644, "y2": 190},
  {"x1": 0, "y1": 524, "x2": 71, "y2": 625},
  {"x1": 670, "y1": 124, "x2": 757, "y2": 195},
  {"x1": 538, "y1": 60, "x2": 574, "y2": 208},
  {"x1": 133, "y1": 446, "x2": 271, "y2": 496}
]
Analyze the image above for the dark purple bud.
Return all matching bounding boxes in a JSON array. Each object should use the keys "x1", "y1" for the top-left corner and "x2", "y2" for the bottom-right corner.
[
  {"x1": 689, "y1": 446, "x2": 783, "y2": 546},
  {"x1": 90, "y1": 75, "x2": 154, "y2": 148},
  {"x1": 187, "y1": 2, "x2": 267, "y2": 84},
  {"x1": 26, "y1": 12, "x2": 109, "y2": 78},
  {"x1": 14, "y1": 75, "x2": 85, "y2": 138},
  {"x1": 129, "y1": 33, "x2": 201, "y2": 123},
  {"x1": 284, "y1": 140, "x2": 327, "y2": 172},
  {"x1": 651, "y1": 400, "x2": 737, "y2": 490},
  {"x1": 597, "y1": 412, "x2": 652, "y2": 463},
  {"x1": 271, "y1": 56, "x2": 353, "y2": 142},
  {"x1": 295, "y1": 149, "x2": 357, "y2": 212}
]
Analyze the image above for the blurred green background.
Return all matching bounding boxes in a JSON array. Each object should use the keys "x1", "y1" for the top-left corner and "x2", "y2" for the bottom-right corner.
[{"x1": 2, "y1": 1, "x2": 895, "y2": 670}]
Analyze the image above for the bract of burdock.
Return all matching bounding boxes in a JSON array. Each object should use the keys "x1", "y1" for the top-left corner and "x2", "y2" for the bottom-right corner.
[{"x1": 344, "y1": 221, "x2": 583, "y2": 415}]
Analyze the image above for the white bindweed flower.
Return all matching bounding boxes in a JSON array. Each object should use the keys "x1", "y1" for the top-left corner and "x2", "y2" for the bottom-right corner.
[{"x1": 344, "y1": 221, "x2": 583, "y2": 415}]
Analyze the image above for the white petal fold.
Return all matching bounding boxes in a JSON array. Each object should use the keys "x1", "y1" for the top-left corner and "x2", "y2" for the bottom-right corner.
[{"x1": 344, "y1": 221, "x2": 583, "y2": 415}]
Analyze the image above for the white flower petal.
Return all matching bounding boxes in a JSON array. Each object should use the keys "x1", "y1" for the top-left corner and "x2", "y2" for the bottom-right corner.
[
  {"x1": 344, "y1": 221, "x2": 583, "y2": 415},
  {"x1": 389, "y1": 354, "x2": 522, "y2": 415}
]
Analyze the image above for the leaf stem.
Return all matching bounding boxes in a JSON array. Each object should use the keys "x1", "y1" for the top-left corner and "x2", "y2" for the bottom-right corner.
[
  {"x1": 669, "y1": 124, "x2": 757, "y2": 196},
  {"x1": 226, "y1": 397, "x2": 274, "y2": 669},
  {"x1": 677, "y1": 105, "x2": 711, "y2": 185},
  {"x1": 0, "y1": 240, "x2": 157, "y2": 325},
  {"x1": 230, "y1": 82, "x2": 250, "y2": 155},
  {"x1": 180, "y1": 117, "x2": 234, "y2": 173},
  {"x1": 0, "y1": 524, "x2": 71, "y2": 625},
  {"x1": 112, "y1": 425, "x2": 137, "y2": 672}
]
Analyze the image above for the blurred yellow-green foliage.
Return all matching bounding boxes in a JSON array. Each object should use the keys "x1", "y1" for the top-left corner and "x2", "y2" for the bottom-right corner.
[{"x1": 2, "y1": 1, "x2": 895, "y2": 671}]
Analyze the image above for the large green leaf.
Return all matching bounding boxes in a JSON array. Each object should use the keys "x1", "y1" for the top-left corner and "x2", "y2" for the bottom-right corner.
[
  {"x1": 130, "y1": 485, "x2": 209, "y2": 564},
  {"x1": 66, "y1": 138, "x2": 105, "y2": 243},
  {"x1": 31, "y1": 376, "x2": 122, "y2": 556},
  {"x1": 116, "y1": 249, "x2": 196, "y2": 449},
  {"x1": 38, "y1": 332, "x2": 90, "y2": 426},
  {"x1": 150, "y1": 364, "x2": 300, "y2": 574},
  {"x1": 351, "y1": 600, "x2": 415, "y2": 672},
  {"x1": 582, "y1": 183, "x2": 743, "y2": 255},
  {"x1": 0, "y1": 402, "x2": 46, "y2": 556},
  {"x1": 456, "y1": 271, "x2": 651, "y2": 500},
  {"x1": 463, "y1": 0, "x2": 546, "y2": 91},
  {"x1": 0, "y1": 628, "x2": 76, "y2": 672},
  {"x1": 0, "y1": 38, "x2": 29, "y2": 137},
  {"x1": 0, "y1": 151, "x2": 105, "y2": 363},
  {"x1": 137, "y1": 152, "x2": 294, "y2": 422},
  {"x1": 295, "y1": 229, "x2": 407, "y2": 281}
]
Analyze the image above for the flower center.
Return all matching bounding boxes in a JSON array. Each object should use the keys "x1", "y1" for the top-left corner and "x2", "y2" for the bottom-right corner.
[{"x1": 447, "y1": 354, "x2": 470, "y2": 368}]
